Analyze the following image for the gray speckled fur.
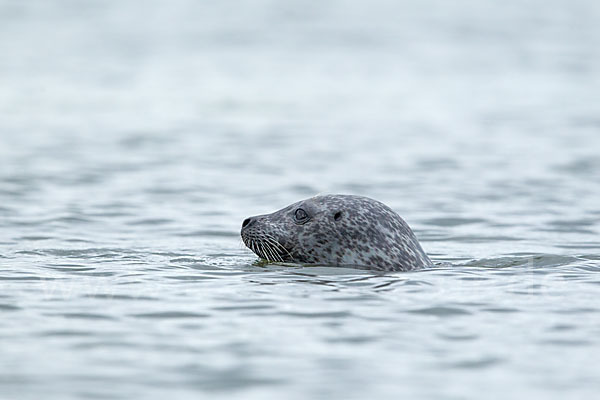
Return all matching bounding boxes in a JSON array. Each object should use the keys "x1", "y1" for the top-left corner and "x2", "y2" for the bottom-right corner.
[{"x1": 241, "y1": 194, "x2": 432, "y2": 271}]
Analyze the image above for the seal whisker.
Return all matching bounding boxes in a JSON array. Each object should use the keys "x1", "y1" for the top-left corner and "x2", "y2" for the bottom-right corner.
[
  {"x1": 263, "y1": 238, "x2": 282, "y2": 262},
  {"x1": 256, "y1": 241, "x2": 264, "y2": 260},
  {"x1": 267, "y1": 241, "x2": 281, "y2": 262},
  {"x1": 262, "y1": 241, "x2": 275, "y2": 262},
  {"x1": 266, "y1": 243, "x2": 279, "y2": 262},
  {"x1": 266, "y1": 241, "x2": 280, "y2": 262},
  {"x1": 263, "y1": 234, "x2": 292, "y2": 261},
  {"x1": 258, "y1": 240, "x2": 268, "y2": 261},
  {"x1": 258, "y1": 240, "x2": 270, "y2": 261},
  {"x1": 267, "y1": 240, "x2": 284, "y2": 262},
  {"x1": 251, "y1": 239, "x2": 260, "y2": 259},
  {"x1": 271, "y1": 241, "x2": 291, "y2": 261},
  {"x1": 262, "y1": 236, "x2": 281, "y2": 262}
]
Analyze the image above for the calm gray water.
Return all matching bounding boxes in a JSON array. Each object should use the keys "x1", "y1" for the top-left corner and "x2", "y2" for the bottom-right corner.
[{"x1": 1, "y1": 1, "x2": 600, "y2": 399}]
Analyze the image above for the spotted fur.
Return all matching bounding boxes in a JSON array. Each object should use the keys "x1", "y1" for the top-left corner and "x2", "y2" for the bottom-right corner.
[{"x1": 241, "y1": 194, "x2": 432, "y2": 271}]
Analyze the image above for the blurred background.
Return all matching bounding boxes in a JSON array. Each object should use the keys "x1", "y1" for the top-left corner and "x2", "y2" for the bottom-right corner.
[{"x1": 1, "y1": 0, "x2": 600, "y2": 399}]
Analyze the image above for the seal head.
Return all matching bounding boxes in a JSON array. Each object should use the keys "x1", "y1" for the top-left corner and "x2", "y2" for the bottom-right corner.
[{"x1": 241, "y1": 194, "x2": 432, "y2": 271}]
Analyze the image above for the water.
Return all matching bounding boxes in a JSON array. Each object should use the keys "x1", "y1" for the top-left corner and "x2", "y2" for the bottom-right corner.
[{"x1": 1, "y1": 0, "x2": 600, "y2": 398}]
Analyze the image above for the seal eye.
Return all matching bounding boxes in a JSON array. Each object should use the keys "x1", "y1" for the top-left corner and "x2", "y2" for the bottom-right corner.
[
  {"x1": 334, "y1": 211, "x2": 342, "y2": 221},
  {"x1": 294, "y1": 208, "x2": 309, "y2": 223}
]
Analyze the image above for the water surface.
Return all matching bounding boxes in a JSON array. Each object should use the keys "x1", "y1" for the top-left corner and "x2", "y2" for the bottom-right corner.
[{"x1": 1, "y1": 1, "x2": 600, "y2": 399}]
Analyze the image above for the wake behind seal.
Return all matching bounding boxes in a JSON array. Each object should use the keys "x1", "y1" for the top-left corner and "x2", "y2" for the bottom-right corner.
[{"x1": 240, "y1": 194, "x2": 432, "y2": 271}]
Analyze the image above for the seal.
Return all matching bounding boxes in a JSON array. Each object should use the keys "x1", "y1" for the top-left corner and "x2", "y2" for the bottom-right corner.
[{"x1": 240, "y1": 194, "x2": 432, "y2": 271}]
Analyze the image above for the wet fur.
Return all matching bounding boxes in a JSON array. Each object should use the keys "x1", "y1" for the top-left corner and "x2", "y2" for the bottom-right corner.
[{"x1": 241, "y1": 194, "x2": 432, "y2": 271}]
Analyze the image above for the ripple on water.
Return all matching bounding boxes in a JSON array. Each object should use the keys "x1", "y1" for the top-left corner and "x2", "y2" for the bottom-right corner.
[
  {"x1": 446, "y1": 356, "x2": 504, "y2": 369},
  {"x1": 130, "y1": 311, "x2": 210, "y2": 319},
  {"x1": 482, "y1": 307, "x2": 520, "y2": 313},
  {"x1": 45, "y1": 264, "x2": 95, "y2": 272},
  {"x1": 170, "y1": 365, "x2": 287, "y2": 391},
  {"x1": 0, "y1": 304, "x2": 20, "y2": 311},
  {"x1": 465, "y1": 254, "x2": 583, "y2": 269},
  {"x1": 325, "y1": 335, "x2": 379, "y2": 344},
  {"x1": 0, "y1": 275, "x2": 58, "y2": 281},
  {"x1": 211, "y1": 304, "x2": 274, "y2": 311},
  {"x1": 407, "y1": 306, "x2": 472, "y2": 317},
  {"x1": 126, "y1": 218, "x2": 173, "y2": 226},
  {"x1": 39, "y1": 330, "x2": 96, "y2": 337},
  {"x1": 17, "y1": 236, "x2": 53, "y2": 241},
  {"x1": 165, "y1": 275, "x2": 218, "y2": 281},
  {"x1": 82, "y1": 294, "x2": 159, "y2": 301},
  {"x1": 279, "y1": 310, "x2": 352, "y2": 319},
  {"x1": 41, "y1": 248, "x2": 122, "y2": 258},
  {"x1": 438, "y1": 333, "x2": 479, "y2": 342},
  {"x1": 541, "y1": 339, "x2": 593, "y2": 347},
  {"x1": 175, "y1": 230, "x2": 238, "y2": 237},
  {"x1": 422, "y1": 217, "x2": 487, "y2": 227},
  {"x1": 52, "y1": 313, "x2": 117, "y2": 320}
]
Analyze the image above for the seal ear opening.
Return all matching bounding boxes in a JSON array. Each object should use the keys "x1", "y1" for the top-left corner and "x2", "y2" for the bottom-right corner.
[{"x1": 334, "y1": 211, "x2": 342, "y2": 221}]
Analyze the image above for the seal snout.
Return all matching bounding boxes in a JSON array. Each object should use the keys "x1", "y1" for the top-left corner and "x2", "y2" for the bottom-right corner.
[
  {"x1": 240, "y1": 214, "x2": 293, "y2": 263},
  {"x1": 241, "y1": 217, "x2": 256, "y2": 229}
]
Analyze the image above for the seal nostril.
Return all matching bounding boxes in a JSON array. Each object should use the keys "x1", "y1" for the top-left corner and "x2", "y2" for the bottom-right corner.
[{"x1": 242, "y1": 217, "x2": 252, "y2": 229}]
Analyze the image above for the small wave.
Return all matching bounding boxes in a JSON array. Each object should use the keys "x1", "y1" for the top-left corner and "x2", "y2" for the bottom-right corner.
[{"x1": 130, "y1": 311, "x2": 209, "y2": 319}]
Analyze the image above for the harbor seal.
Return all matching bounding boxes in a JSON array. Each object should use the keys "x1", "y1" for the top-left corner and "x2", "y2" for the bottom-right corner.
[{"x1": 241, "y1": 194, "x2": 432, "y2": 271}]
